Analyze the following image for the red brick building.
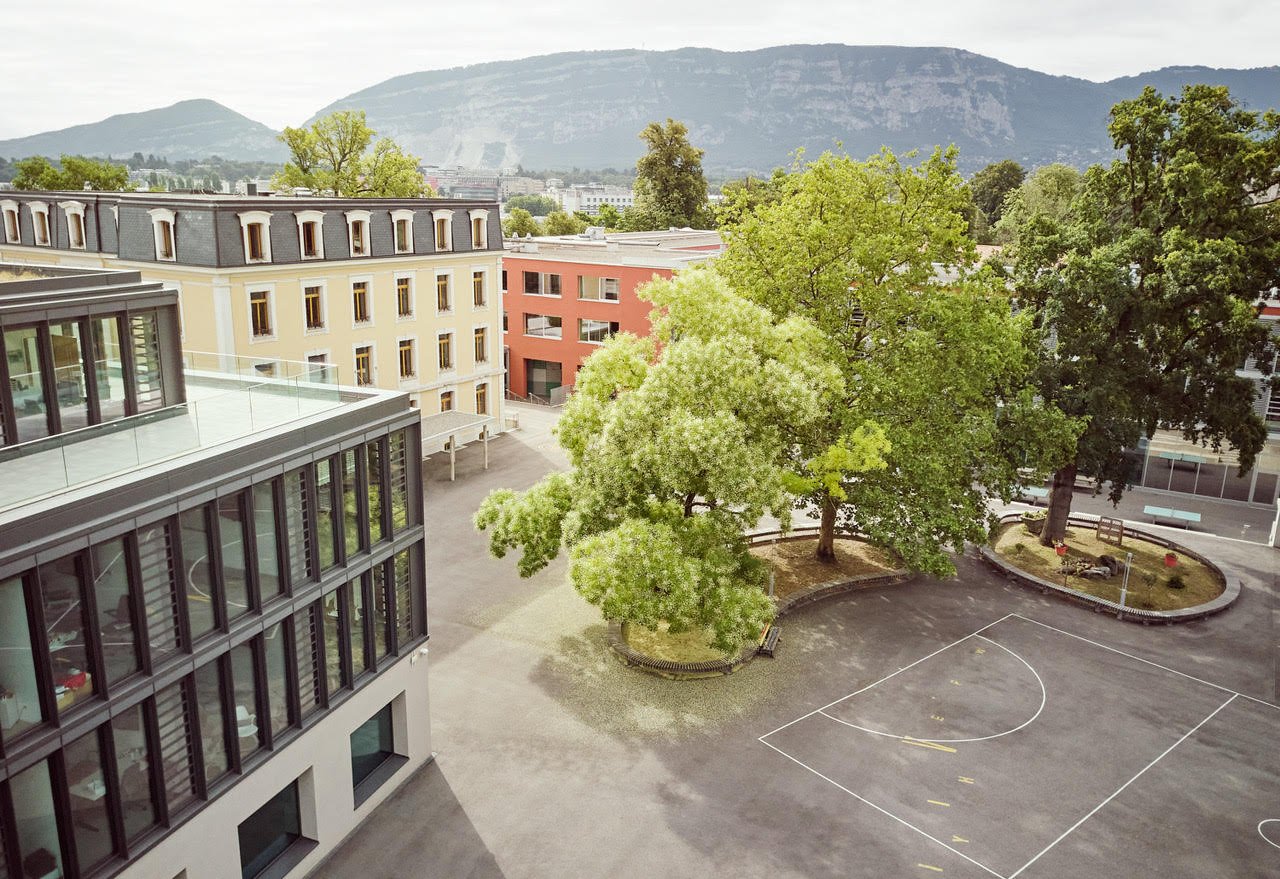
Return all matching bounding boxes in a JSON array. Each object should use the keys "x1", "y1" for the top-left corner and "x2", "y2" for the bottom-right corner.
[{"x1": 501, "y1": 229, "x2": 722, "y2": 400}]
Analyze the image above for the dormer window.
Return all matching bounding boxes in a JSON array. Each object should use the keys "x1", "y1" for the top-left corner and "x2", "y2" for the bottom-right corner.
[
  {"x1": 30, "y1": 202, "x2": 50, "y2": 246},
  {"x1": 345, "y1": 209, "x2": 371, "y2": 257},
  {"x1": 391, "y1": 209, "x2": 414, "y2": 254},
  {"x1": 60, "y1": 201, "x2": 87, "y2": 250},
  {"x1": 295, "y1": 210, "x2": 325, "y2": 260},
  {"x1": 432, "y1": 209, "x2": 453, "y2": 252},
  {"x1": 238, "y1": 210, "x2": 272, "y2": 264},
  {"x1": 148, "y1": 207, "x2": 177, "y2": 261},
  {"x1": 1, "y1": 201, "x2": 18, "y2": 244},
  {"x1": 469, "y1": 209, "x2": 489, "y2": 249}
]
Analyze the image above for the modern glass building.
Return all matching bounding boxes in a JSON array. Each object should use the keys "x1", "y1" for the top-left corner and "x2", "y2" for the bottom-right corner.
[{"x1": 0, "y1": 265, "x2": 430, "y2": 879}]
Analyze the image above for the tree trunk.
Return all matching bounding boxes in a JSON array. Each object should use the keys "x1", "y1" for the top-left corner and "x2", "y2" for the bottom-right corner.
[
  {"x1": 816, "y1": 495, "x2": 838, "y2": 562},
  {"x1": 1040, "y1": 462, "x2": 1078, "y2": 546}
]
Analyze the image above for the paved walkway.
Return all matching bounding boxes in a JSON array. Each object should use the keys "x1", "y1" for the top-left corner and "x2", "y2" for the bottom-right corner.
[{"x1": 316, "y1": 427, "x2": 1278, "y2": 879}]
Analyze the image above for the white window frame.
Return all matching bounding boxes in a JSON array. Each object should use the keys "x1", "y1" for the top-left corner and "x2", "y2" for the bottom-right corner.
[
  {"x1": 523, "y1": 270, "x2": 562, "y2": 298},
  {"x1": 1, "y1": 200, "x2": 19, "y2": 244},
  {"x1": 301, "y1": 279, "x2": 328, "y2": 335},
  {"x1": 148, "y1": 207, "x2": 176, "y2": 261},
  {"x1": 475, "y1": 381, "x2": 490, "y2": 415},
  {"x1": 468, "y1": 209, "x2": 489, "y2": 250},
  {"x1": 30, "y1": 201, "x2": 51, "y2": 247},
  {"x1": 523, "y1": 313, "x2": 563, "y2": 339},
  {"x1": 345, "y1": 209, "x2": 372, "y2": 257},
  {"x1": 391, "y1": 209, "x2": 415, "y2": 254},
  {"x1": 350, "y1": 274, "x2": 374, "y2": 327},
  {"x1": 394, "y1": 272, "x2": 416, "y2": 322},
  {"x1": 247, "y1": 284, "x2": 278, "y2": 343},
  {"x1": 578, "y1": 317, "x2": 618, "y2": 345},
  {"x1": 396, "y1": 334, "x2": 418, "y2": 382},
  {"x1": 295, "y1": 210, "x2": 325, "y2": 261},
  {"x1": 59, "y1": 200, "x2": 87, "y2": 250},
  {"x1": 434, "y1": 270, "x2": 453, "y2": 314},
  {"x1": 432, "y1": 209, "x2": 453, "y2": 252},
  {"x1": 238, "y1": 210, "x2": 272, "y2": 264},
  {"x1": 353, "y1": 341, "x2": 377, "y2": 387},
  {"x1": 577, "y1": 275, "x2": 620, "y2": 302},
  {"x1": 472, "y1": 324, "x2": 490, "y2": 365},
  {"x1": 437, "y1": 331, "x2": 455, "y2": 373},
  {"x1": 470, "y1": 266, "x2": 488, "y2": 309}
]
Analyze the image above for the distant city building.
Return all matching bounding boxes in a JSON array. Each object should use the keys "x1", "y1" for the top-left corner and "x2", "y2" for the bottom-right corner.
[
  {"x1": 498, "y1": 176, "x2": 545, "y2": 199},
  {"x1": 547, "y1": 183, "x2": 634, "y2": 215},
  {"x1": 501, "y1": 228, "x2": 722, "y2": 401},
  {"x1": 0, "y1": 191, "x2": 505, "y2": 455},
  {"x1": 0, "y1": 264, "x2": 430, "y2": 879},
  {"x1": 421, "y1": 166, "x2": 500, "y2": 201}
]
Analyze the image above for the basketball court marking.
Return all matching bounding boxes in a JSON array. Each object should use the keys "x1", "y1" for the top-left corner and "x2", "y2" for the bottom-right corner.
[
  {"x1": 817, "y1": 634, "x2": 1047, "y2": 744},
  {"x1": 760, "y1": 611, "x2": 1278, "y2": 878},
  {"x1": 1258, "y1": 819, "x2": 1280, "y2": 851}
]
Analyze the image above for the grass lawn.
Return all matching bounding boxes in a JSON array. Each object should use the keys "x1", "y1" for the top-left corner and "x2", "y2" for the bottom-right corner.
[
  {"x1": 624, "y1": 622, "x2": 732, "y2": 663},
  {"x1": 749, "y1": 536, "x2": 897, "y2": 600},
  {"x1": 992, "y1": 521, "x2": 1223, "y2": 611}
]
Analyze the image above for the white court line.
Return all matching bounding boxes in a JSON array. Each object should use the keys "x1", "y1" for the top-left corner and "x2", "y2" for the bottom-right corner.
[
  {"x1": 1006, "y1": 694, "x2": 1237, "y2": 879},
  {"x1": 758, "y1": 736, "x2": 1009, "y2": 879},
  {"x1": 817, "y1": 634, "x2": 1048, "y2": 744},
  {"x1": 1258, "y1": 819, "x2": 1280, "y2": 851},
  {"x1": 759, "y1": 613, "x2": 1016, "y2": 741},
  {"x1": 1010, "y1": 613, "x2": 1280, "y2": 712}
]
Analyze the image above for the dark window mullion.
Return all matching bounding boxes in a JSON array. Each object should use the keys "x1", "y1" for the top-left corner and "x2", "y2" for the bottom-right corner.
[
  {"x1": 355, "y1": 448, "x2": 370, "y2": 554},
  {"x1": 283, "y1": 618, "x2": 302, "y2": 730},
  {"x1": 219, "y1": 654, "x2": 240, "y2": 776},
  {"x1": 339, "y1": 583, "x2": 354, "y2": 688},
  {"x1": 0, "y1": 777, "x2": 24, "y2": 877},
  {"x1": 185, "y1": 676, "x2": 209, "y2": 799},
  {"x1": 362, "y1": 572, "x2": 376, "y2": 671},
  {"x1": 252, "y1": 636, "x2": 273, "y2": 751},
  {"x1": 305, "y1": 466, "x2": 320, "y2": 586},
  {"x1": 0, "y1": 331, "x2": 17, "y2": 445},
  {"x1": 35, "y1": 324, "x2": 62, "y2": 436},
  {"x1": 125, "y1": 533, "x2": 153, "y2": 675},
  {"x1": 25, "y1": 570, "x2": 59, "y2": 727},
  {"x1": 142, "y1": 697, "x2": 170, "y2": 827},
  {"x1": 205, "y1": 504, "x2": 228, "y2": 632},
  {"x1": 80, "y1": 316, "x2": 103, "y2": 426},
  {"x1": 169, "y1": 514, "x2": 194, "y2": 653},
  {"x1": 49, "y1": 749, "x2": 82, "y2": 878},
  {"x1": 76, "y1": 550, "x2": 109, "y2": 700},
  {"x1": 243, "y1": 490, "x2": 264, "y2": 613},
  {"x1": 119, "y1": 314, "x2": 139, "y2": 416},
  {"x1": 99, "y1": 721, "x2": 129, "y2": 860}
]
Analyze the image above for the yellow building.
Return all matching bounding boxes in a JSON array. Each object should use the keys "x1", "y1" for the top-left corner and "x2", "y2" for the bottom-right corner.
[{"x1": 0, "y1": 191, "x2": 504, "y2": 455}]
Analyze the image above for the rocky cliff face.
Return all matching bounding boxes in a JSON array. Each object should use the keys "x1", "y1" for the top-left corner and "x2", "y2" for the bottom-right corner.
[{"x1": 313, "y1": 45, "x2": 1279, "y2": 173}]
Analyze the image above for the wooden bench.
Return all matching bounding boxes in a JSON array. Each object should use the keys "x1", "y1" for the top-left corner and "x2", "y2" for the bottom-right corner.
[
  {"x1": 1142, "y1": 505, "x2": 1202, "y2": 529},
  {"x1": 758, "y1": 624, "x2": 781, "y2": 658}
]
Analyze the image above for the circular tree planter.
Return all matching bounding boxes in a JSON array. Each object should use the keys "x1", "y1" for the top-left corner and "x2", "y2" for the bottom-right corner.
[{"x1": 981, "y1": 512, "x2": 1238, "y2": 623}]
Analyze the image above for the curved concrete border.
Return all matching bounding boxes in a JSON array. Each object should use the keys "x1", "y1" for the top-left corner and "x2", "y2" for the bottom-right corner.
[
  {"x1": 607, "y1": 529, "x2": 911, "y2": 679},
  {"x1": 980, "y1": 512, "x2": 1239, "y2": 624}
]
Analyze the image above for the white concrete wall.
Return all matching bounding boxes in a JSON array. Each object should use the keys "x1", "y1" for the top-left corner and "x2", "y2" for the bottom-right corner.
[{"x1": 124, "y1": 650, "x2": 431, "y2": 879}]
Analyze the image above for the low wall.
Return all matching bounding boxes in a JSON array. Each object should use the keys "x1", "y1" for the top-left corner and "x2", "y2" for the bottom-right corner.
[{"x1": 979, "y1": 512, "x2": 1238, "y2": 623}]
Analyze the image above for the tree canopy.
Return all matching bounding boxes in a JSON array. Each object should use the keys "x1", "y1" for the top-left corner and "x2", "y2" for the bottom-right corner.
[
  {"x1": 13, "y1": 155, "x2": 131, "y2": 191},
  {"x1": 718, "y1": 147, "x2": 1078, "y2": 573},
  {"x1": 1010, "y1": 85, "x2": 1280, "y2": 544},
  {"x1": 632, "y1": 119, "x2": 711, "y2": 229},
  {"x1": 543, "y1": 210, "x2": 588, "y2": 236},
  {"x1": 475, "y1": 270, "x2": 848, "y2": 651},
  {"x1": 966, "y1": 159, "x2": 1025, "y2": 241},
  {"x1": 274, "y1": 110, "x2": 431, "y2": 197},
  {"x1": 502, "y1": 208, "x2": 542, "y2": 238},
  {"x1": 993, "y1": 163, "x2": 1081, "y2": 245},
  {"x1": 505, "y1": 194, "x2": 558, "y2": 215}
]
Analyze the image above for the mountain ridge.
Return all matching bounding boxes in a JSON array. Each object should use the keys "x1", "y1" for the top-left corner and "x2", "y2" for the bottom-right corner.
[{"x1": 3, "y1": 46, "x2": 1276, "y2": 173}]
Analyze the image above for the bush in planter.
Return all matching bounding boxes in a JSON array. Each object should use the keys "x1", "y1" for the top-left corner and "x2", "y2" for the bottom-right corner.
[
  {"x1": 1021, "y1": 510, "x2": 1047, "y2": 536},
  {"x1": 1167, "y1": 574, "x2": 1186, "y2": 590}
]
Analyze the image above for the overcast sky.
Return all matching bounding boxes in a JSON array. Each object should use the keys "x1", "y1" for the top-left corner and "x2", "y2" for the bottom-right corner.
[{"x1": 1, "y1": 0, "x2": 1274, "y2": 139}]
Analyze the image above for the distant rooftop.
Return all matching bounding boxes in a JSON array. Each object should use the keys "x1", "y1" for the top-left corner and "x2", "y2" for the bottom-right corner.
[{"x1": 504, "y1": 228, "x2": 723, "y2": 268}]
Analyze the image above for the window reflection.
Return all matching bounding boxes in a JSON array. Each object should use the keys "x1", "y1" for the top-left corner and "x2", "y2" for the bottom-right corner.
[
  {"x1": 64, "y1": 727, "x2": 115, "y2": 870},
  {"x1": 92, "y1": 316, "x2": 127, "y2": 422},
  {"x1": 11, "y1": 758, "x2": 64, "y2": 879},
  {"x1": 263, "y1": 622, "x2": 291, "y2": 741},
  {"x1": 284, "y1": 469, "x2": 313, "y2": 587},
  {"x1": 230, "y1": 642, "x2": 264, "y2": 761},
  {"x1": 130, "y1": 311, "x2": 164, "y2": 413},
  {"x1": 219, "y1": 494, "x2": 251, "y2": 619},
  {"x1": 138, "y1": 522, "x2": 182, "y2": 659},
  {"x1": 294, "y1": 608, "x2": 322, "y2": 720},
  {"x1": 341, "y1": 450, "x2": 360, "y2": 557},
  {"x1": 322, "y1": 589, "x2": 344, "y2": 698},
  {"x1": 0, "y1": 575, "x2": 42, "y2": 741},
  {"x1": 41, "y1": 553, "x2": 96, "y2": 714},
  {"x1": 111, "y1": 703, "x2": 157, "y2": 841},
  {"x1": 180, "y1": 507, "x2": 217, "y2": 638},
  {"x1": 195, "y1": 660, "x2": 229, "y2": 786},
  {"x1": 91, "y1": 537, "x2": 140, "y2": 685},
  {"x1": 367, "y1": 441, "x2": 385, "y2": 543},
  {"x1": 48, "y1": 319, "x2": 90, "y2": 432},
  {"x1": 155, "y1": 679, "x2": 196, "y2": 813},
  {"x1": 253, "y1": 482, "x2": 283, "y2": 599},
  {"x1": 349, "y1": 577, "x2": 369, "y2": 676},
  {"x1": 6, "y1": 325, "x2": 50, "y2": 442},
  {"x1": 390, "y1": 431, "x2": 409, "y2": 531},
  {"x1": 394, "y1": 550, "x2": 413, "y2": 648},
  {"x1": 316, "y1": 460, "x2": 337, "y2": 571},
  {"x1": 372, "y1": 561, "x2": 391, "y2": 659}
]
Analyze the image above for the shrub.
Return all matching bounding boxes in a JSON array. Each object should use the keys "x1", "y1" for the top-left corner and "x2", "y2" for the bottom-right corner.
[{"x1": 1167, "y1": 574, "x2": 1186, "y2": 590}]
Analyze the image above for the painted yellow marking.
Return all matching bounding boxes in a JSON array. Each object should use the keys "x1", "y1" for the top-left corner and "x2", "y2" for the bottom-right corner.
[
  {"x1": 901, "y1": 738, "x2": 957, "y2": 753},
  {"x1": 927, "y1": 799, "x2": 951, "y2": 808},
  {"x1": 974, "y1": 647, "x2": 986, "y2": 654},
  {"x1": 918, "y1": 865, "x2": 944, "y2": 873},
  {"x1": 958, "y1": 777, "x2": 975, "y2": 785},
  {"x1": 931, "y1": 714, "x2": 945, "y2": 722},
  {"x1": 951, "y1": 679, "x2": 962, "y2": 686},
  {"x1": 952, "y1": 835, "x2": 969, "y2": 844}
]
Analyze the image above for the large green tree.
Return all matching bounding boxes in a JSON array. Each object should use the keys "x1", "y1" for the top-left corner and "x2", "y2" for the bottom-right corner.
[
  {"x1": 505, "y1": 194, "x2": 557, "y2": 215},
  {"x1": 632, "y1": 119, "x2": 710, "y2": 229},
  {"x1": 993, "y1": 163, "x2": 1081, "y2": 245},
  {"x1": 13, "y1": 155, "x2": 131, "y2": 191},
  {"x1": 543, "y1": 210, "x2": 588, "y2": 236},
  {"x1": 718, "y1": 148, "x2": 1078, "y2": 573},
  {"x1": 275, "y1": 110, "x2": 431, "y2": 197},
  {"x1": 1011, "y1": 85, "x2": 1280, "y2": 545},
  {"x1": 475, "y1": 271, "x2": 864, "y2": 651},
  {"x1": 502, "y1": 208, "x2": 542, "y2": 237},
  {"x1": 967, "y1": 159, "x2": 1025, "y2": 241}
]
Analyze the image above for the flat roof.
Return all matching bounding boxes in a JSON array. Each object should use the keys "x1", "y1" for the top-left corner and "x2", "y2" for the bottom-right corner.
[
  {"x1": 3, "y1": 190, "x2": 497, "y2": 212},
  {"x1": 0, "y1": 362, "x2": 402, "y2": 521},
  {"x1": 503, "y1": 229, "x2": 723, "y2": 270}
]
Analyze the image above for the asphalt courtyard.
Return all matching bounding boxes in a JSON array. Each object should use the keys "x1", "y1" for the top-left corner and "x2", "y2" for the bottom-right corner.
[{"x1": 319, "y1": 411, "x2": 1280, "y2": 879}]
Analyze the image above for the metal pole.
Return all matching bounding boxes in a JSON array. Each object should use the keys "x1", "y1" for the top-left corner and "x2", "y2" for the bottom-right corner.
[
  {"x1": 483, "y1": 427, "x2": 489, "y2": 471},
  {"x1": 1119, "y1": 551, "x2": 1133, "y2": 607},
  {"x1": 449, "y1": 434, "x2": 456, "y2": 482}
]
